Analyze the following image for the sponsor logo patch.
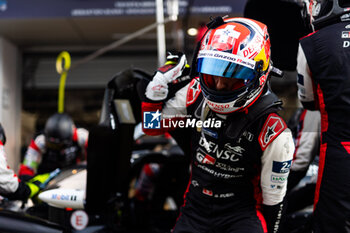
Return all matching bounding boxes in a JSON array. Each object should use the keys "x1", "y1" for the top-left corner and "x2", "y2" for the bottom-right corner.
[
  {"x1": 51, "y1": 194, "x2": 77, "y2": 201},
  {"x1": 202, "y1": 188, "x2": 213, "y2": 196},
  {"x1": 259, "y1": 113, "x2": 287, "y2": 150},
  {"x1": 196, "y1": 151, "x2": 216, "y2": 165},
  {"x1": 186, "y1": 78, "x2": 201, "y2": 106},
  {"x1": 214, "y1": 192, "x2": 235, "y2": 198},
  {"x1": 272, "y1": 160, "x2": 292, "y2": 174},
  {"x1": 224, "y1": 143, "x2": 245, "y2": 154},
  {"x1": 202, "y1": 128, "x2": 218, "y2": 139},
  {"x1": 198, "y1": 137, "x2": 243, "y2": 162},
  {"x1": 342, "y1": 31, "x2": 350, "y2": 38},
  {"x1": 242, "y1": 131, "x2": 254, "y2": 142},
  {"x1": 191, "y1": 180, "x2": 199, "y2": 187},
  {"x1": 271, "y1": 175, "x2": 288, "y2": 183}
]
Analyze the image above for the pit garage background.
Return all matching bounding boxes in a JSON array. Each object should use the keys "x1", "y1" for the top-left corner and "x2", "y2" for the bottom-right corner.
[{"x1": 0, "y1": 0, "x2": 304, "y2": 172}]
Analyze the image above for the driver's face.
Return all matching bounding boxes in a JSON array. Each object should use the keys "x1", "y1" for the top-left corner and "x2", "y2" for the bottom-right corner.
[{"x1": 202, "y1": 74, "x2": 244, "y2": 91}]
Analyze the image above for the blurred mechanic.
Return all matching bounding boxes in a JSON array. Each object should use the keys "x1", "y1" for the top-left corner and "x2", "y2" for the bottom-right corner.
[
  {"x1": 140, "y1": 17, "x2": 294, "y2": 233},
  {"x1": 287, "y1": 108, "x2": 320, "y2": 191},
  {"x1": 286, "y1": 108, "x2": 320, "y2": 216},
  {"x1": 0, "y1": 123, "x2": 50, "y2": 200},
  {"x1": 19, "y1": 113, "x2": 88, "y2": 180},
  {"x1": 297, "y1": 0, "x2": 350, "y2": 232}
]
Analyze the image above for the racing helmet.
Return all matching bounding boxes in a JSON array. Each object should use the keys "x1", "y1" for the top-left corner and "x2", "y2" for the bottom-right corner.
[
  {"x1": 44, "y1": 113, "x2": 74, "y2": 150},
  {"x1": 299, "y1": 0, "x2": 350, "y2": 30},
  {"x1": 197, "y1": 17, "x2": 271, "y2": 114}
]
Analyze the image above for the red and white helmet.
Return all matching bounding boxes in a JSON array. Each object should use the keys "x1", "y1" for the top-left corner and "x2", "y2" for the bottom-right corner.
[{"x1": 197, "y1": 17, "x2": 271, "y2": 114}]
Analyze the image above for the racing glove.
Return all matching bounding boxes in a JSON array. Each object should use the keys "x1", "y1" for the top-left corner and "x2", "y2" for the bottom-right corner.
[
  {"x1": 26, "y1": 173, "x2": 51, "y2": 198},
  {"x1": 145, "y1": 52, "x2": 188, "y2": 101},
  {"x1": 4, "y1": 173, "x2": 50, "y2": 201}
]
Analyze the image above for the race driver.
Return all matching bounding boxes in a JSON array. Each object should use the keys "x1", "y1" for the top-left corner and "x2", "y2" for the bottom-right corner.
[
  {"x1": 296, "y1": 0, "x2": 350, "y2": 232},
  {"x1": 140, "y1": 16, "x2": 294, "y2": 233}
]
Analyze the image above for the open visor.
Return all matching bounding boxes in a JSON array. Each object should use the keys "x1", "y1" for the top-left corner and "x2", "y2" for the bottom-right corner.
[{"x1": 197, "y1": 50, "x2": 258, "y2": 80}]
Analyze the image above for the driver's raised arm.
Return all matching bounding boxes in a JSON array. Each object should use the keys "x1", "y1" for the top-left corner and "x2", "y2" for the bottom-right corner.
[{"x1": 139, "y1": 52, "x2": 191, "y2": 136}]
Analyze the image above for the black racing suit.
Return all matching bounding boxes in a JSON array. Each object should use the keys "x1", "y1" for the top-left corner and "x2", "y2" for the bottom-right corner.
[
  {"x1": 297, "y1": 21, "x2": 350, "y2": 233},
  {"x1": 142, "y1": 78, "x2": 294, "y2": 233}
]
